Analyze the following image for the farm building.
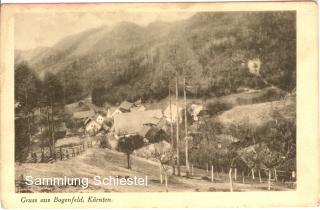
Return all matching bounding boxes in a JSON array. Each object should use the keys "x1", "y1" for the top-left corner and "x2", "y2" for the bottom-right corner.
[
  {"x1": 84, "y1": 118, "x2": 101, "y2": 135},
  {"x1": 65, "y1": 101, "x2": 91, "y2": 114},
  {"x1": 96, "y1": 114, "x2": 105, "y2": 125},
  {"x1": 118, "y1": 100, "x2": 134, "y2": 113},
  {"x1": 113, "y1": 109, "x2": 163, "y2": 137},
  {"x1": 73, "y1": 110, "x2": 95, "y2": 120}
]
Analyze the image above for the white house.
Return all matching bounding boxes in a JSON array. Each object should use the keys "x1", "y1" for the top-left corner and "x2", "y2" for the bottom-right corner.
[
  {"x1": 96, "y1": 114, "x2": 104, "y2": 125},
  {"x1": 189, "y1": 104, "x2": 204, "y2": 121},
  {"x1": 85, "y1": 119, "x2": 101, "y2": 135},
  {"x1": 248, "y1": 58, "x2": 261, "y2": 76},
  {"x1": 164, "y1": 104, "x2": 183, "y2": 124}
]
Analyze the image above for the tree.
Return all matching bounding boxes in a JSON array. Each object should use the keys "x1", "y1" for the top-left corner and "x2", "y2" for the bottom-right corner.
[
  {"x1": 117, "y1": 135, "x2": 145, "y2": 169},
  {"x1": 42, "y1": 72, "x2": 64, "y2": 105},
  {"x1": 41, "y1": 72, "x2": 64, "y2": 155},
  {"x1": 14, "y1": 62, "x2": 41, "y2": 111},
  {"x1": 152, "y1": 141, "x2": 172, "y2": 192},
  {"x1": 15, "y1": 117, "x2": 30, "y2": 162},
  {"x1": 14, "y1": 62, "x2": 42, "y2": 160},
  {"x1": 92, "y1": 87, "x2": 107, "y2": 107}
]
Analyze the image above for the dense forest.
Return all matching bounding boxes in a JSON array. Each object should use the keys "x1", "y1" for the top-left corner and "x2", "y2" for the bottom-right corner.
[{"x1": 15, "y1": 12, "x2": 296, "y2": 106}]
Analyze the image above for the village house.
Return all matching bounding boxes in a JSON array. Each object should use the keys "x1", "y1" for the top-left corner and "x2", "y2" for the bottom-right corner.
[
  {"x1": 111, "y1": 109, "x2": 122, "y2": 117},
  {"x1": 164, "y1": 104, "x2": 183, "y2": 123},
  {"x1": 247, "y1": 58, "x2": 261, "y2": 76},
  {"x1": 65, "y1": 101, "x2": 91, "y2": 114},
  {"x1": 113, "y1": 109, "x2": 163, "y2": 138},
  {"x1": 73, "y1": 110, "x2": 95, "y2": 120},
  {"x1": 130, "y1": 105, "x2": 146, "y2": 112},
  {"x1": 96, "y1": 114, "x2": 104, "y2": 125},
  {"x1": 84, "y1": 118, "x2": 101, "y2": 135},
  {"x1": 118, "y1": 100, "x2": 134, "y2": 113},
  {"x1": 189, "y1": 104, "x2": 204, "y2": 121}
]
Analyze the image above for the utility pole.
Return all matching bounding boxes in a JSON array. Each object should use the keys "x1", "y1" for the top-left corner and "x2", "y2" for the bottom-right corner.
[
  {"x1": 169, "y1": 83, "x2": 175, "y2": 175},
  {"x1": 184, "y1": 76, "x2": 190, "y2": 177},
  {"x1": 176, "y1": 72, "x2": 180, "y2": 176}
]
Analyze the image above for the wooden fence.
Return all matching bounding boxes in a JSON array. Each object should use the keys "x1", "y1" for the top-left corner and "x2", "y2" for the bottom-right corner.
[{"x1": 29, "y1": 140, "x2": 93, "y2": 163}]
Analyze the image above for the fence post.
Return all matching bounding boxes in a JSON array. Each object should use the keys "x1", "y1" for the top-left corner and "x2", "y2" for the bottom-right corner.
[
  {"x1": 165, "y1": 173, "x2": 168, "y2": 192},
  {"x1": 268, "y1": 170, "x2": 271, "y2": 190},
  {"x1": 60, "y1": 146, "x2": 63, "y2": 160},
  {"x1": 206, "y1": 163, "x2": 209, "y2": 173},
  {"x1": 292, "y1": 171, "x2": 296, "y2": 181},
  {"x1": 258, "y1": 170, "x2": 262, "y2": 183},
  {"x1": 159, "y1": 163, "x2": 163, "y2": 184},
  {"x1": 252, "y1": 169, "x2": 255, "y2": 180},
  {"x1": 191, "y1": 164, "x2": 194, "y2": 176},
  {"x1": 242, "y1": 171, "x2": 245, "y2": 184},
  {"x1": 211, "y1": 165, "x2": 214, "y2": 182},
  {"x1": 234, "y1": 168, "x2": 237, "y2": 181},
  {"x1": 72, "y1": 148, "x2": 75, "y2": 157},
  {"x1": 229, "y1": 168, "x2": 233, "y2": 192},
  {"x1": 274, "y1": 169, "x2": 278, "y2": 182}
]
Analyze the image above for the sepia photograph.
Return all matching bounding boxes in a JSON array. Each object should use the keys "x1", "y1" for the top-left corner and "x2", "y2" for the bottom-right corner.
[{"x1": 13, "y1": 9, "x2": 298, "y2": 193}]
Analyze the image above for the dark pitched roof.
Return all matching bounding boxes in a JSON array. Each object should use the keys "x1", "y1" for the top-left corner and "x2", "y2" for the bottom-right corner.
[
  {"x1": 73, "y1": 110, "x2": 95, "y2": 119},
  {"x1": 133, "y1": 99, "x2": 142, "y2": 106},
  {"x1": 119, "y1": 100, "x2": 133, "y2": 111}
]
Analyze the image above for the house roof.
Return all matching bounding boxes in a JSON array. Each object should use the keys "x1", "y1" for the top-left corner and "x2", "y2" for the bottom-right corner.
[
  {"x1": 138, "y1": 125, "x2": 151, "y2": 137},
  {"x1": 73, "y1": 110, "x2": 95, "y2": 119},
  {"x1": 119, "y1": 100, "x2": 133, "y2": 111},
  {"x1": 114, "y1": 109, "x2": 163, "y2": 136},
  {"x1": 55, "y1": 136, "x2": 82, "y2": 147},
  {"x1": 65, "y1": 101, "x2": 90, "y2": 113},
  {"x1": 130, "y1": 105, "x2": 146, "y2": 112},
  {"x1": 133, "y1": 99, "x2": 142, "y2": 106}
]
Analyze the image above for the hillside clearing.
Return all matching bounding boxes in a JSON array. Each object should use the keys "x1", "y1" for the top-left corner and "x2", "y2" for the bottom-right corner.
[{"x1": 218, "y1": 96, "x2": 295, "y2": 127}]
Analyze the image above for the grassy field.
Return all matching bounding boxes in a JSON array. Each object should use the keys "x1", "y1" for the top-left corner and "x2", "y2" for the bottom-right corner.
[{"x1": 16, "y1": 148, "x2": 294, "y2": 193}]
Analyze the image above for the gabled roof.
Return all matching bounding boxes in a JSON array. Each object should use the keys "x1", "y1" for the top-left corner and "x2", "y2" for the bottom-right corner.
[
  {"x1": 133, "y1": 99, "x2": 142, "y2": 106},
  {"x1": 119, "y1": 100, "x2": 133, "y2": 111},
  {"x1": 114, "y1": 109, "x2": 162, "y2": 136},
  {"x1": 130, "y1": 105, "x2": 146, "y2": 112},
  {"x1": 73, "y1": 110, "x2": 95, "y2": 119}
]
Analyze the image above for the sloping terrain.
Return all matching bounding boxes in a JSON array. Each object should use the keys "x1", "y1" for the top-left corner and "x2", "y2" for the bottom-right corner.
[
  {"x1": 16, "y1": 148, "x2": 293, "y2": 193},
  {"x1": 15, "y1": 12, "x2": 296, "y2": 105},
  {"x1": 218, "y1": 95, "x2": 295, "y2": 127}
]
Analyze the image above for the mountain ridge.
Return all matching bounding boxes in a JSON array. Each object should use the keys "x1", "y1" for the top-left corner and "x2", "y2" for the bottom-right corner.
[{"x1": 15, "y1": 12, "x2": 296, "y2": 105}]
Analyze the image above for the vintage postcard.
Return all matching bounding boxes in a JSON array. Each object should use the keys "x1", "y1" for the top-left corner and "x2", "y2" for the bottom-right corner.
[{"x1": 0, "y1": 2, "x2": 319, "y2": 208}]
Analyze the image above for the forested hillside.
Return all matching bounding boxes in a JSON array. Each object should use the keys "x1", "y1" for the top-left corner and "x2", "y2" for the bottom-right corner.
[{"x1": 15, "y1": 12, "x2": 296, "y2": 105}]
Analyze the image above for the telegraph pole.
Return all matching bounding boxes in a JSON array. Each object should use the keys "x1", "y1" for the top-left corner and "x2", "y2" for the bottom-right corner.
[
  {"x1": 176, "y1": 72, "x2": 180, "y2": 176},
  {"x1": 184, "y1": 76, "x2": 190, "y2": 177},
  {"x1": 169, "y1": 83, "x2": 175, "y2": 175}
]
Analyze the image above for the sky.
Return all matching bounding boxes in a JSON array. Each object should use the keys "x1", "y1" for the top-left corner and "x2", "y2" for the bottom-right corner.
[{"x1": 15, "y1": 11, "x2": 194, "y2": 50}]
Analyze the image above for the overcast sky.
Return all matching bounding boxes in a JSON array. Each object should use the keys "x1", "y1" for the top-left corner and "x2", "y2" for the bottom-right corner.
[{"x1": 15, "y1": 11, "x2": 194, "y2": 50}]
